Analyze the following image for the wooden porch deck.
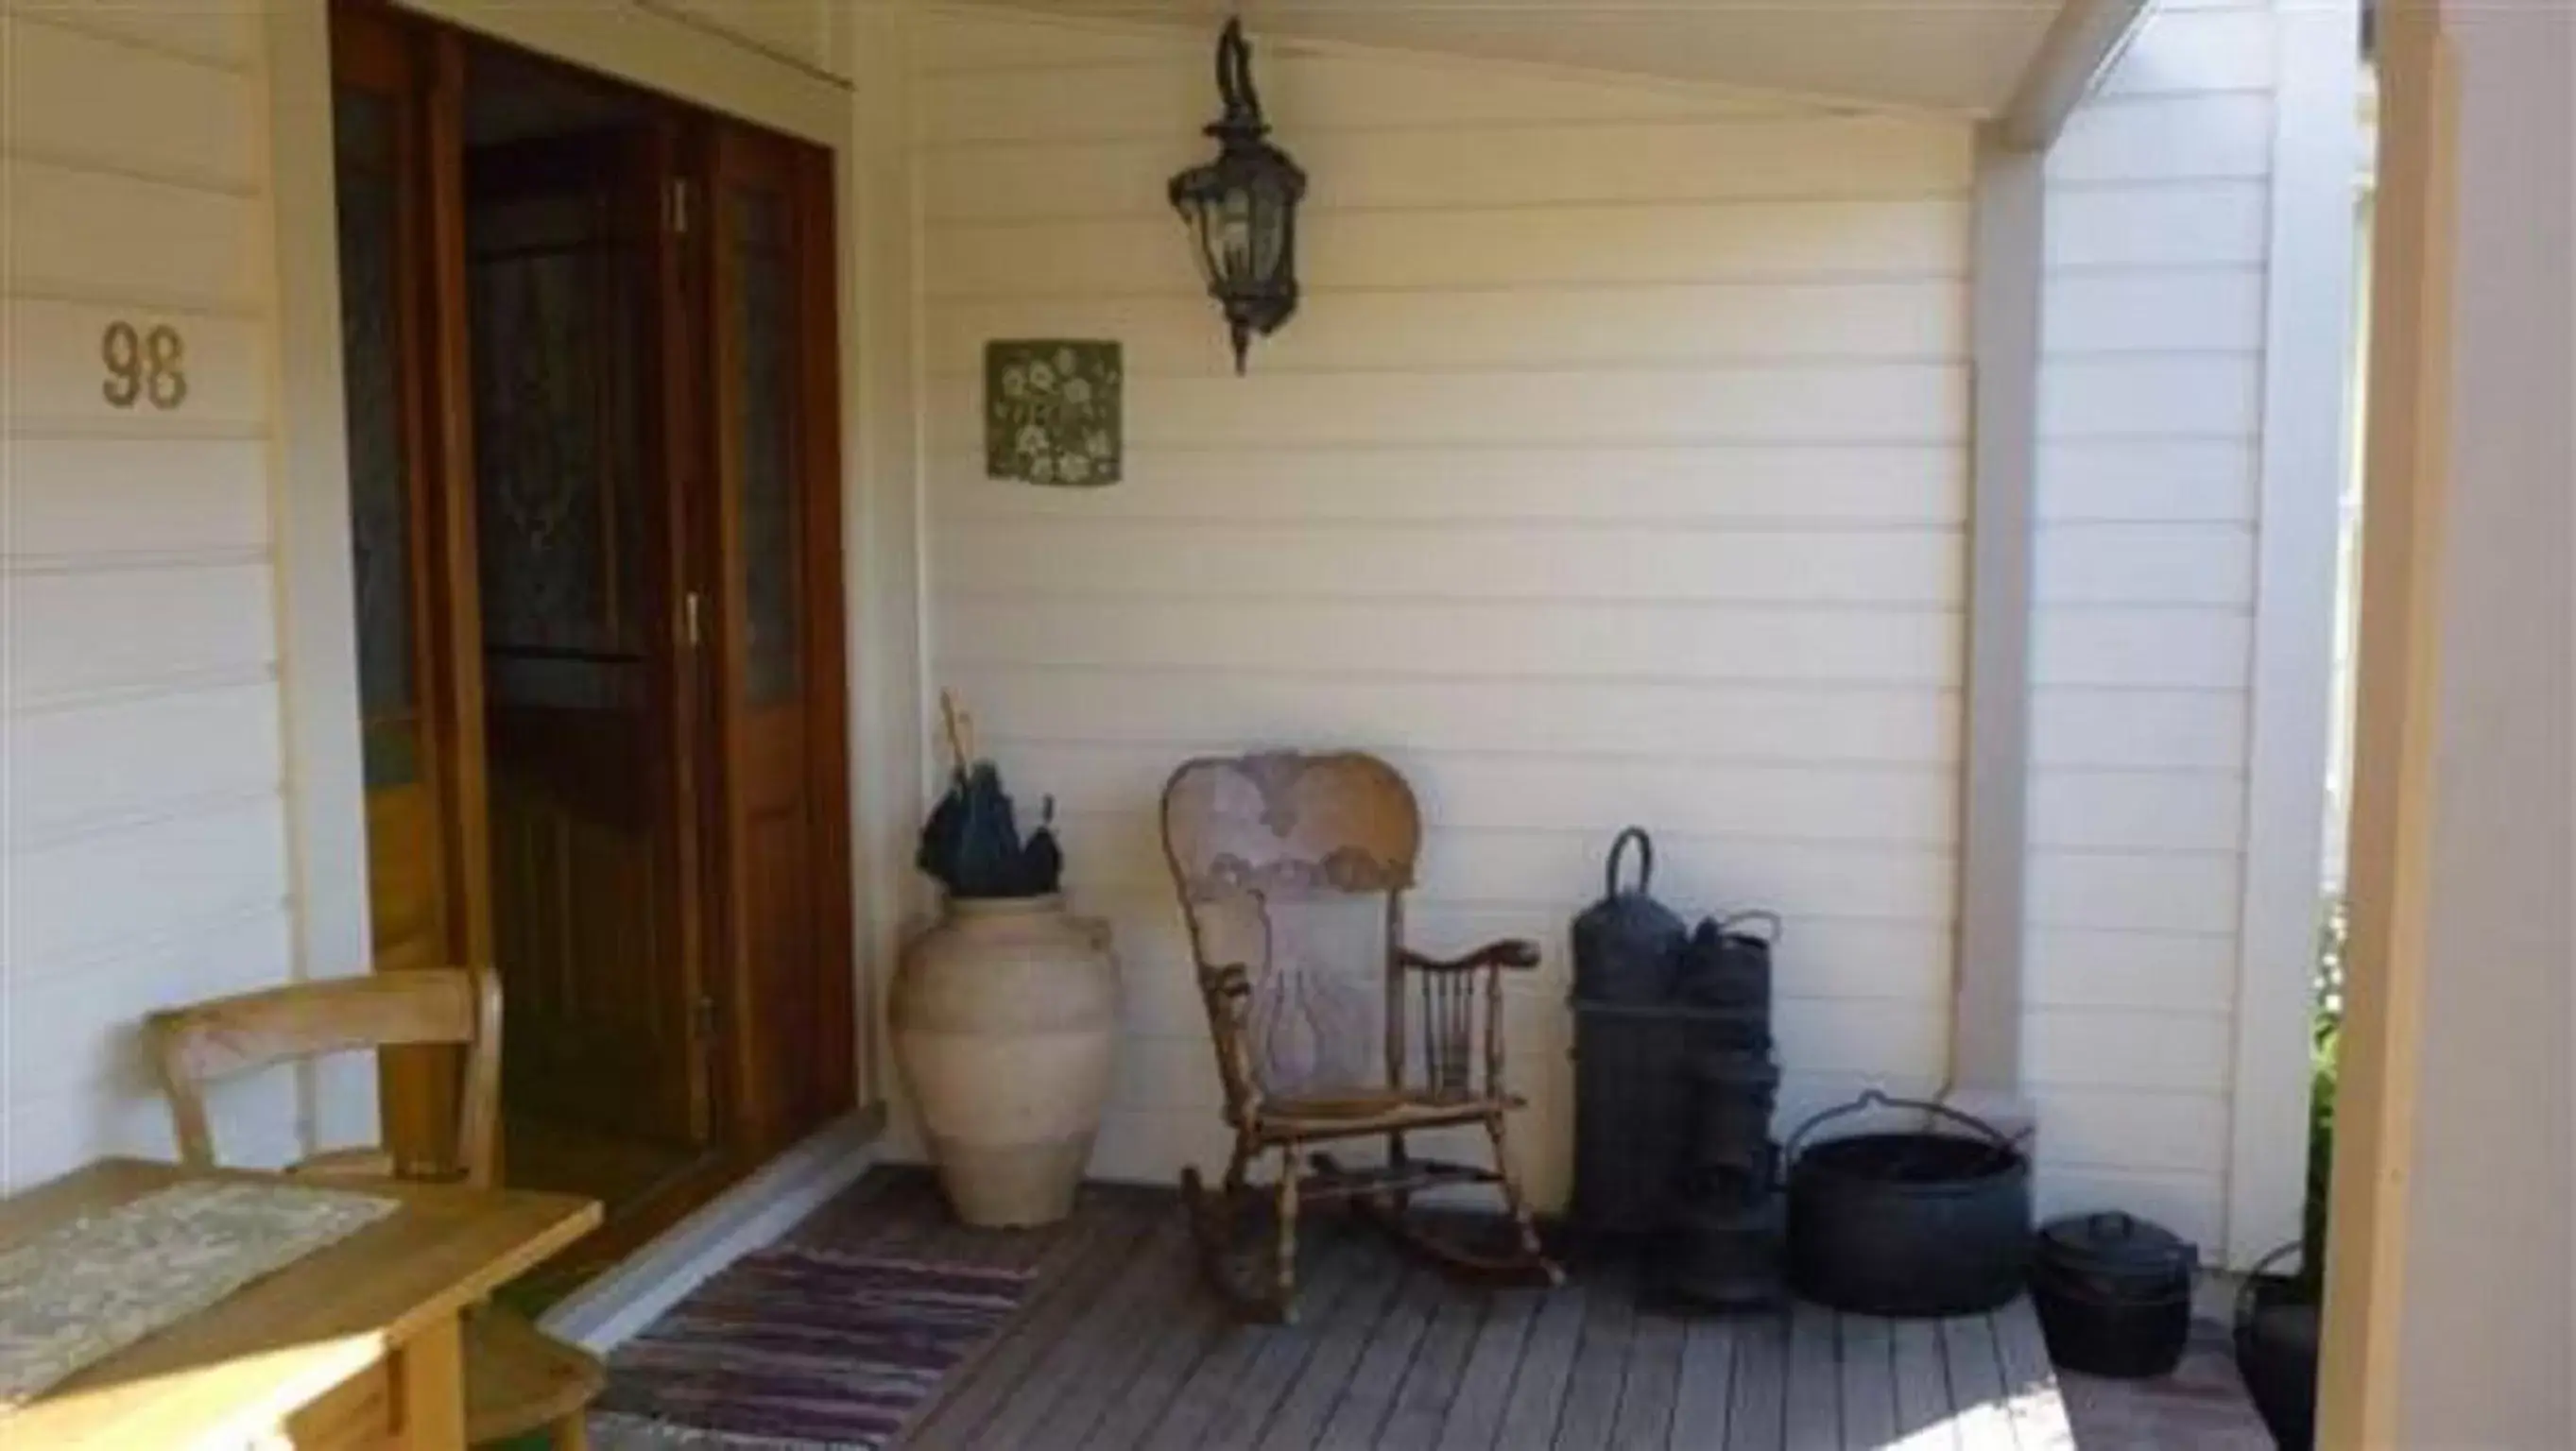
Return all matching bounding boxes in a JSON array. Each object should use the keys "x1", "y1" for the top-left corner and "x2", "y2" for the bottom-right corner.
[{"x1": 821, "y1": 1171, "x2": 2079, "y2": 1450}]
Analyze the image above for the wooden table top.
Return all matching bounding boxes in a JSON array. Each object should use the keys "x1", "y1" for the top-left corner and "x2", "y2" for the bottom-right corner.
[{"x1": 0, "y1": 1158, "x2": 598, "y2": 1450}]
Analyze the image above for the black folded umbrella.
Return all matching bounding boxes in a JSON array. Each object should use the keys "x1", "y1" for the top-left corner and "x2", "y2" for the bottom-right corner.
[
  {"x1": 919, "y1": 694, "x2": 1062, "y2": 899},
  {"x1": 1018, "y1": 795, "x2": 1064, "y2": 896},
  {"x1": 951, "y1": 761, "x2": 1022, "y2": 896}
]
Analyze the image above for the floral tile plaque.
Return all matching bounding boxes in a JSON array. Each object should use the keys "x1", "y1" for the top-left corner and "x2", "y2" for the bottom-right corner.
[{"x1": 986, "y1": 340, "x2": 1122, "y2": 487}]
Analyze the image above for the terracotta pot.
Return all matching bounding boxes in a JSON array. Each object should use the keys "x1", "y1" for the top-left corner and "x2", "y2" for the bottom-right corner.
[{"x1": 892, "y1": 895, "x2": 1118, "y2": 1226}]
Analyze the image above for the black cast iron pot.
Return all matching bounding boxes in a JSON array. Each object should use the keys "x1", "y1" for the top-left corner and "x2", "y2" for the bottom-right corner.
[
  {"x1": 1786, "y1": 1090, "x2": 2032, "y2": 1318},
  {"x1": 2030, "y1": 1211, "x2": 2197, "y2": 1378},
  {"x1": 2234, "y1": 1243, "x2": 2320, "y2": 1451}
]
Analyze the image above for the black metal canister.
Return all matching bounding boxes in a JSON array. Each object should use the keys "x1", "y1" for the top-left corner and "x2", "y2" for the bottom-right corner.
[{"x1": 2031, "y1": 1211, "x2": 2198, "y2": 1377}]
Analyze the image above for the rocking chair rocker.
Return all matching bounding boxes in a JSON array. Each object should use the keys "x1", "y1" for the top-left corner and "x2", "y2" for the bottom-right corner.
[{"x1": 1159, "y1": 750, "x2": 1564, "y2": 1322}]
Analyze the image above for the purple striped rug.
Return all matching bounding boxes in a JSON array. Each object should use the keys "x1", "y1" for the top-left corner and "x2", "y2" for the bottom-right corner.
[{"x1": 593, "y1": 1248, "x2": 1033, "y2": 1449}]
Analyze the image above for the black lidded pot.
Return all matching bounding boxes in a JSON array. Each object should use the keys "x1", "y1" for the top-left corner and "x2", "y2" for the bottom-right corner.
[{"x1": 2030, "y1": 1211, "x2": 2198, "y2": 1378}]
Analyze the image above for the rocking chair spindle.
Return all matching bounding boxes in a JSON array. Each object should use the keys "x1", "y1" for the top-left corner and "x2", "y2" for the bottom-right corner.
[{"x1": 1160, "y1": 750, "x2": 1564, "y2": 1322}]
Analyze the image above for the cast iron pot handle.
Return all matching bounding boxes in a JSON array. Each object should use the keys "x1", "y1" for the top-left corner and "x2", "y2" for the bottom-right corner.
[
  {"x1": 2236, "y1": 1239, "x2": 2310, "y2": 1331},
  {"x1": 1782, "y1": 1086, "x2": 2026, "y2": 1167},
  {"x1": 1717, "y1": 909, "x2": 1783, "y2": 944},
  {"x1": 1606, "y1": 827, "x2": 1655, "y2": 897}
]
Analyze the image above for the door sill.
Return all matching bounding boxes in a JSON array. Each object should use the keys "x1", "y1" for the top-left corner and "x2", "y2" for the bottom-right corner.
[{"x1": 538, "y1": 1103, "x2": 889, "y2": 1353}]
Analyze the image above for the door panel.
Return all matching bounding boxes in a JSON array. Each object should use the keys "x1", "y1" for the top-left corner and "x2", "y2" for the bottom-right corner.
[
  {"x1": 467, "y1": 128, "x2": 707, "y2": 1151},
  {"x1": 704, "y1": 127, "x2": 855, "y2": 1152},
  {"x1": 333, "y1": 8, "x2": 476, "y2": 1164}
]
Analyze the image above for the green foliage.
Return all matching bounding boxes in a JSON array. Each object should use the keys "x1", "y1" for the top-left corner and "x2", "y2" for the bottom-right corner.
[{"x1": 2303, "y1": 896, "x2": 2347, "y2": 1288}]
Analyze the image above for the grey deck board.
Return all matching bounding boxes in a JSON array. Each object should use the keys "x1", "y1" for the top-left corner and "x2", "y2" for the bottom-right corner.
[
  {"x1": 1722, "y1": 1312, "x2": 1787, "y2": 1451},
  {"x1": 1433, "y1": 1286, "x2": 1543, "y2": 1451},
  {"x1": 1178, "y1": 1239, "x2": 1371, "y2": 1451},
  {"x1": 1378, "y1": 1283, "x2": 1487, "y2": 1448},
  {"x1": 1551, "y1": 1271, "x2": 1636, "y2": 1448},
  {"x1": 1890, "y1": 1319, "x2": 1958, "y2": 1450},
  {"x1": 975, "y1": 1215, "x2": 1197, "y2": 1447},
  {"x1": 1939, "y1": 1313, "x2": 2018, "y2": 1451},
  {"x1": 1666, "y1": 1318, "x2": 1737, "y2": 1449},
  {"x1": 906, "y1": 1194, "x2": 1142, "y2": 1449},
  {"x1": 1142, "y1": 1317, "x2": 1272, "y2": 1447},
  {"x1": 1492, "y1": 1279, "x2": 1589, "y2": 1451},
  {"x1": 1314, "y1": 1266, "x2": 1445, "y2": 1447},
  {"x1": 1835, "y1": 1315, "x2": 1897, "y2": 1451},
  {"x1": 1784, "y1": 1300, "x2": 1841, "y2": 1450},
  {"x1": 1610, "y1": 1305, "x2": 1685, "y2": 1448},
  {"x1": 760, "y1": 1171, "x2": 2145, "y2": 1451},
  {"x1": 1257, "y1": 1248, "x2": 1414, "y2": 1451},
  {"x1": 1990, "y1": 1301, "x2": 2076, "y2": 1451},
  {"x1": 1074, "y1": 1240, "x2": 1238, "y2": 1451}
]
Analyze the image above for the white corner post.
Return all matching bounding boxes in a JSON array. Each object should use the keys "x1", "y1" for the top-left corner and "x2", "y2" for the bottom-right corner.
[
  {"x1": 1949, "y1": 128, "x2": 2044, "y2": 1120},
  {"x1": 2223, "y1": 0, "x2": 2362, "y2": 1268},
  {"x1": 263, "y1": 0, "x2": 381, "y2": 1155}
]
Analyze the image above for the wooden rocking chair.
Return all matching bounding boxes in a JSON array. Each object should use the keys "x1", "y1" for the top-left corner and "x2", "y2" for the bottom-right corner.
[{"x1": 1160, "y1": 750, "x2": 1563, "y2": 1322}]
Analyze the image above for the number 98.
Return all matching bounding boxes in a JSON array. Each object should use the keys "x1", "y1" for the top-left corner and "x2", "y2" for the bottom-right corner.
[{"x1": 101, "y1": 322, "x2": 188, "y2": 411}]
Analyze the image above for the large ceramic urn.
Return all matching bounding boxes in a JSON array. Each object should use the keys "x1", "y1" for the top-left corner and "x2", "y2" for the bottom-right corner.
[{"x1": 891, "y1": 895, "x2": 1118, "y2": 1226}]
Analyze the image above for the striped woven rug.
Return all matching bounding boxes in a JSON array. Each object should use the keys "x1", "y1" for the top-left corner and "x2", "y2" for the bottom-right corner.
[{"x1": 592, "y1": 1247, "x2": 1033, "y2": 1449}]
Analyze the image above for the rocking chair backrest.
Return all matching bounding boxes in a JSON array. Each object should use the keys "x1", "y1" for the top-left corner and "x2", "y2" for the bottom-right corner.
[{"x1": 1160, "y1": 752, "x2": 1422, "y2": 1105}]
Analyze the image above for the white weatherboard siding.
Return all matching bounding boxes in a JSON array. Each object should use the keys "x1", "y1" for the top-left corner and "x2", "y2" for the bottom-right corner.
[
  {"x1": 1, "y1": 6, "x2": 304, "y2": 1187},
  {"x1": 915, "y1": 10, "x2": 1975, "y2": 1209},
  {"x1": 2028, "y1": 0, "x2": 2322, "y2": 1257}
]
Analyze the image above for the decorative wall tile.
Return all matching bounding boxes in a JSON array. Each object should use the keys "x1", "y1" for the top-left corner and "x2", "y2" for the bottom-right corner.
[{"x1": 985, "y1": 340, "x2": 1122, "y2": 487}]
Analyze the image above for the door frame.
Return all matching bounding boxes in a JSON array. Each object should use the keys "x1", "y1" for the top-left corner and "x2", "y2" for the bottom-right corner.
[{"x1": 276, "y1": 0, "x2": 867, "y2": 1258}]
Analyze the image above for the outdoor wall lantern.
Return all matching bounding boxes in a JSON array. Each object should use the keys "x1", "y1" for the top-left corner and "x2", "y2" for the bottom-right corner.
[{"x1": 1167, "y1": 18, "x2": 1305, "y2": 374}]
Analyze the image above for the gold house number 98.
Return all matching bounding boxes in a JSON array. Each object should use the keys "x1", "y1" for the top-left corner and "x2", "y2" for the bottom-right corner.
[{"x1": 101, "y1": 321, "x2": 188, "y2": 411}]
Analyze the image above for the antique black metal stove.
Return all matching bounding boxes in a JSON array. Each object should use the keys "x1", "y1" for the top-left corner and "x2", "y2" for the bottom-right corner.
[{"x1": 1571, "y1": 910, "x2": 1784, "y2": 1309}]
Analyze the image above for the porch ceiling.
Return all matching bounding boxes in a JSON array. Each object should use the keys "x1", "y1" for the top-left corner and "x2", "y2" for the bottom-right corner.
[{"x1": 938, "y1": 0, "x2": 2077, "y2": 115}]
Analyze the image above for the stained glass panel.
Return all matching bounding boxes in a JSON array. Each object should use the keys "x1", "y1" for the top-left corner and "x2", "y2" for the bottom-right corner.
[
  {"x1": 732, "y1": 187, "x2": 798, "y2": 707},
  {"x1": 333, "y1": 85, "x2": 421, "y2": 789},
  {"x1": 469, "y1": 191, "x2": 631, "y2": 662}
]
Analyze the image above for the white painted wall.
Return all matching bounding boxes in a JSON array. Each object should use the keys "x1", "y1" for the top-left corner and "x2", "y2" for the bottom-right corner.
[
  {"x1": 1, "y1": 5, "x2": 306, "y2": 1187},
  {"x1": 913, "y1": 4, "x2": 2354, "y2": 1240},
  {"x1": 2025, "y1": 0, "x2": 2351, "y2": 1257},
  {"x1": 913, "y1": 9, "x2": 1978, "y2": 1207}
]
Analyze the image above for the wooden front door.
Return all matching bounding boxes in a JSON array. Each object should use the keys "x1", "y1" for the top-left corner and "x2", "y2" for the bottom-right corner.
[
  {"x1": 699, "y1": 125, "x2": 857, "y2": 1155},
  {"x1": 466, "y1": 124, "x2": 711, "y2": 1154},
  {"x1": 326, "y1": 4, "x2": 856, "y2": 1223}
]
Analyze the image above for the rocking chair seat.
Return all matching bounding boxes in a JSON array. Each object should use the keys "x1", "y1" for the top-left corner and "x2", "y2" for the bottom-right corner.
[{"x1": 1255, "y1": 1089, "x2": 1524, "y2": 1140}]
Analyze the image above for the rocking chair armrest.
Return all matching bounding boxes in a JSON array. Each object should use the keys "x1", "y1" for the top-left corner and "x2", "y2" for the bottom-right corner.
[{"x1": 1400, "y1": 939, "x2": 1542, "y2": 975}]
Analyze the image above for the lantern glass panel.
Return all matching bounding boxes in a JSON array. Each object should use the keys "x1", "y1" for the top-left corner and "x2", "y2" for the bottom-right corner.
[
  {"x1": 1183, "y1": 203, "x2": 1219, "y2": 288},
  {"x1": 1217, "y1": 188, "x2": 1254, "y2": 279},
  {"x1": 1249, "y1": 179, "x2": 1288, "y2": 279}
]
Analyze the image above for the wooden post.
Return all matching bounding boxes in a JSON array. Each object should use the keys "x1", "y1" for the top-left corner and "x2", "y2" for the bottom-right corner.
[{"x1": 2316, "y1": 2, "x2": 2459, "y2": 1442}]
